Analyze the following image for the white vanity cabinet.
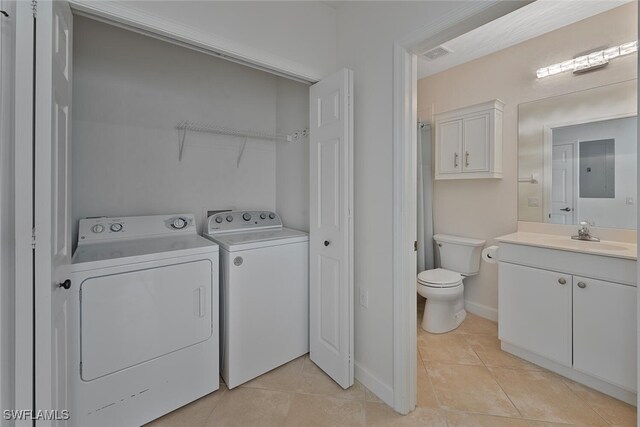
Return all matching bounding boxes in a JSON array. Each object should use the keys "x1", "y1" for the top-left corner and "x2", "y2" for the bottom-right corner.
[
  {"x1": 573, "y1": 276, "x2": 637, "y2": 392},
  {"x1": 499, "y1": 263, "x2": 572, "y2": 366},
  {"x1": 434, "y1": 99, "x2": 503, "y2": 180},
  {"x1": 497, "y1": 239, "x2": 637, "y2": 405}
]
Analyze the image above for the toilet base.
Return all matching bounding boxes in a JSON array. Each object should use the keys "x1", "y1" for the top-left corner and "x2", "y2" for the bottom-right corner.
[{"x1": 418, "y1": 283, "x2": 466, "y2": 334}]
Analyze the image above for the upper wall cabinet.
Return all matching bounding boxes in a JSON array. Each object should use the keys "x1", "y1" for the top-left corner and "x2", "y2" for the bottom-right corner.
[{"x1": 434, "y1": 100, "x2": 504, "y2": 180}]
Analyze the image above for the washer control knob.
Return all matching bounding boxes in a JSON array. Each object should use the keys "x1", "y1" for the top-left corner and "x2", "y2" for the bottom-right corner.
[
  {"x1": 242, "y1": 213, "x2": 252, "y2": 221},
  {"x1": 226, "y1": 215, "x2": 233, "y2": 222},
  {"x1": 110, "y1": 223, "x2": 123, "y2": 232},
  {"x1": 91, "y1": 224, "x2": 105, "y2": 234},
  {"x1": 172, "y1": 217, "x2": 187, "y2": 229},
  {"x1": 269, "y1": 213, "x2": 275, "y2": 219},
  {"x1": 215, "y1": 216, "x2": 223, "y2": 224},
  {"x1": 260, "y1": 213, "x2": 267, "y2": 220}
]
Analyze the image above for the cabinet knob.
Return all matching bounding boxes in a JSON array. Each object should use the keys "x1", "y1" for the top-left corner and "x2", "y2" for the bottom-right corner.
[
  {"x1": 558, "y1": 278, "x2": 566, "y2": 285},
  {"x1": 577, "y1": 282, "x2": 586, "y2": 289},
  {"x1": 59, "y1": 279, "x2": 71, "y2": 290}
]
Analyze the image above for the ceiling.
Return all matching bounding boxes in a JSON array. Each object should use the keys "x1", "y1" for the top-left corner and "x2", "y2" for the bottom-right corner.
[{"x1": 417, "y1": 0, "x2": 631, "y2": 79}]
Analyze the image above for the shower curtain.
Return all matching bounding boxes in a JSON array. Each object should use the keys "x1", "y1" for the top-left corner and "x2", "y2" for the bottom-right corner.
[{"x1": 417, "y1": 123, "x2": 435, "y2": 273}]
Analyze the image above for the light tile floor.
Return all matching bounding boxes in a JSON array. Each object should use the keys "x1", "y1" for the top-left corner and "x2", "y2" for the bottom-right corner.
[{"x1": 148, "y1": 300, "x2": 636, "y2": 426}]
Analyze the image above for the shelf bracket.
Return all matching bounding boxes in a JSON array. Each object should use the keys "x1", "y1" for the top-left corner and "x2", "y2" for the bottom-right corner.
[
  {"x1": 237, "y1": 137, "x2": 248, "y2": 168},
  {"x1": 178, "y1": 124, "x2": 188, "y2": 162}
]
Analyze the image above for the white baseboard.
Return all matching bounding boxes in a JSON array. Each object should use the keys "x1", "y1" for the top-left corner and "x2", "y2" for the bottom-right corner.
[
  {"x1": 465, "y1": 300, "x2": 498, "y2": 322},
  {"x1": 355, "y1": 362, "x2": 394, "y2": 407}
]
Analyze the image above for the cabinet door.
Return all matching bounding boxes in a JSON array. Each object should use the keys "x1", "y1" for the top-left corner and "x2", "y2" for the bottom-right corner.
[
  {"x1": 573, "y1": 277, "x2": 637, "y2": 392},
  {"x1": 499, "y1": 263, "x2": 572, "y2": 366},
  {"x1": 462, "y1": 113, "x2": 490, "y2": 172},
  {"x1": 438, "y1": 119, "x2": 462, "y2": 174}
]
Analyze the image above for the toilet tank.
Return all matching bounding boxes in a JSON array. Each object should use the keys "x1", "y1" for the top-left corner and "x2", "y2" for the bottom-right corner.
[{"x1": 434, "y1": 234, "x2": 486, "y2": 276}]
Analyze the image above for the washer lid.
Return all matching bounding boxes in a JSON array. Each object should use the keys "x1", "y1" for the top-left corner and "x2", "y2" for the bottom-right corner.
[
  {"x1": 204, "y1": 227, "x2": 308, "y2": 251},
  {"x1": 417, "y1": 268, "x2": 462, "y2": 287}
]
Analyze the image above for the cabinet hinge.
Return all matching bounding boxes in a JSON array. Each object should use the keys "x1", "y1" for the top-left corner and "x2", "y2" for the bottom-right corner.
[
  {"x1": 30, "y1": 0, "x2": 37, "y2": 17},
  {"x1": 31, "y1": 227, "x2": 36, "y2": 249},
  {"x1": 414, "y1": 241, "x2": 417, "y2": 251}
]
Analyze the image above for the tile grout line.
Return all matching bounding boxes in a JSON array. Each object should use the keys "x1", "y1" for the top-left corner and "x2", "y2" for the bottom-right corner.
[
  {"x1": 554, "y1": 378, "x2": 613, "y2": 427},
  {"x1": 417, "y1": 346, "x2": 443, "y2": 410},
  {"x1": 464, "y1": 332, "x2": 526, "y2": 421}
]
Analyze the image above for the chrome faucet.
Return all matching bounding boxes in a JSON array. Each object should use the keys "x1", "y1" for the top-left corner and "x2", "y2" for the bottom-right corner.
[{"x1": 571, "y1": 221, "x2": 600, "y2": 242}]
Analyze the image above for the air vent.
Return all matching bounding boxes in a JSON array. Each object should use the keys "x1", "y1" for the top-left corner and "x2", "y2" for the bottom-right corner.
[{"x1": 422, "y1": 45, "x2": 452, "y2": 61}]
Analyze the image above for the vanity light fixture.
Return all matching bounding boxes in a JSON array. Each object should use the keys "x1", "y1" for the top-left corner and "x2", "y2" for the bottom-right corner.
[{"x1": 536, "y1": 40, "x2": 638, "y2": 78}]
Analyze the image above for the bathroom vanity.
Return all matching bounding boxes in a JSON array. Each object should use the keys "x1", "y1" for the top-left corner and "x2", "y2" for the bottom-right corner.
[{"x1": 496, "y1": 230, "x2": 637, "y2": 405}]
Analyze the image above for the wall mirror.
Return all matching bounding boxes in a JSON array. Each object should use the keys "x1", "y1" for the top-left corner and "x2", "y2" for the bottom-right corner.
[{"x1": 518, "y1": 79, "x2": 637, "y2": 229}]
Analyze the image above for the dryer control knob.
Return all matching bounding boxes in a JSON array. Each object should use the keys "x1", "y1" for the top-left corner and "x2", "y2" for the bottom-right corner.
[
  {"x1": 260, "y1": 213, "x2": 267, "y2": 220},
  {"x1": 91, "y1": 224, "x2": 104, "y2": 234},
  {"x1": 172, "y1": 217, "x2": 187, "y2": 229},
  {"x1": 269, "y1": 213, "x2": 275, "y2": 219},
  {"x1": 226, "y1": 215, "x2": 233, "y2": 222},
  {"x1": 242, "y1": 213, "x2": 252, "y2": 221},
  {"x1": 110, "y1": 223, "x2": 123, "y2": 232},
  {"x1": 215, "y1": 216, "x2": 223, "y2": 224}
]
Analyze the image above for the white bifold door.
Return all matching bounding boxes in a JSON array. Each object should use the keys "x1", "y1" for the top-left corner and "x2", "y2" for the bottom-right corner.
[
  {"x1": 309, "y1": 68, "x2": 354, "y2": 389},
  {"x1": 34, "y1": 1, "x2": 73, "y2": 425}
]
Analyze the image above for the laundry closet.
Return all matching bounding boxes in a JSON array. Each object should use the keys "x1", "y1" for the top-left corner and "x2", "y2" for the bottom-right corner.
[
  {"x1": 71, "y1": 16, "x2": 311, "y2": 244},
  {"x1": 66, "y1": 15, "x2": 314, "y2": 425}
]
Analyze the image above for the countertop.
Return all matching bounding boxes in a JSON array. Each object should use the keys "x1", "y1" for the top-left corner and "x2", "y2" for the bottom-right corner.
[{"x1": 495, "y1": 232, "x2": 637, "y2": 261}]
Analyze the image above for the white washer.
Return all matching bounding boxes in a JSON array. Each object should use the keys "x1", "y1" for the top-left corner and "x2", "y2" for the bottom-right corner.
[
  {"x1": 67, "y1": 214, "x2": 219, "y2": 427},
  {"x1": 203, "y1": 210, "x2": 309, "y2": 389}
]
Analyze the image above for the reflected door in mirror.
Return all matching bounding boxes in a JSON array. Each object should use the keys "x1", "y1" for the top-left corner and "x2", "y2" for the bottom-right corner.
[{"x1": 551, "y1": 144, "x2": 575, "y2": 224}]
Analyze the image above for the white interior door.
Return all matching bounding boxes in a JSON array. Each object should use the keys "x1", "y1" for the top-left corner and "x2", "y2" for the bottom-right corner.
[
  {"x1": 309, "y1": 68, "x2": 353, "y2": 389},
  {"x1": 34, "y1": 1, "x2": 73, "y2": 424},
  {"x1": 550, "y1": 143, "x2": 575, "y2": 224}
]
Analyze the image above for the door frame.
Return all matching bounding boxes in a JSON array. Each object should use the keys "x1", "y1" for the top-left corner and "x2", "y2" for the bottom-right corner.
[
  {"x1": 14, "y1": 0, "x2": 35, "y2": 420},
  {"x1": 391, "y1": 1, "x2": 533, "y2": 414}
]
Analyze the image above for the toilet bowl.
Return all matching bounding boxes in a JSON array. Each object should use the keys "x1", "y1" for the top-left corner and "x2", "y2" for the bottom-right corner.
[
  {"x1": 417, "y1": 269, "x2": 466, "y2": 333},
  {"x1": 417, "y1": 234, "x2": 485, "y2": 334}
]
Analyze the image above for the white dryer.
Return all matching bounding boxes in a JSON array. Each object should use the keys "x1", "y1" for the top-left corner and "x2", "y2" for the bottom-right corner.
[
  {"x1": 203, "y1": 210, "x2": 309, "y2": 389},
  {"x1": 66, "y1": 214, "x2": 219, "y2": 427}
]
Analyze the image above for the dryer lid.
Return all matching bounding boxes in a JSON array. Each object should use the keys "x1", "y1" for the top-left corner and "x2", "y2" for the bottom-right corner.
[{"x1": 417, "y1": 268, "x2": 462, "y2": 286}]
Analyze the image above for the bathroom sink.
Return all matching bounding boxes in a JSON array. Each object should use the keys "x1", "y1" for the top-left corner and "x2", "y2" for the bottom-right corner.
[
  {"x1": 543, "y1": 236, "x2": 628, "y2": 251},
  {"x1": 495, "y1": 232, "x2": 637, "y2": 260}
]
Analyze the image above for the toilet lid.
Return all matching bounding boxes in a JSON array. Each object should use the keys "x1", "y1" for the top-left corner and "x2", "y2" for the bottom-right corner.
[{"x1": 417, "y1": 268, "x2": 462, "y2": 288}]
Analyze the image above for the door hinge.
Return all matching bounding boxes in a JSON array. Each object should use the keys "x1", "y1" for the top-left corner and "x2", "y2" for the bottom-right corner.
[
  {"x1": 30, "y1": 0, "x2": 37, "y2": 17},
  {"x1": 31, "y1": 227, "x2": 36, "y2": 249},
  {"x1": 414, "y1": 241, "x2": 417, "y2": 252}
]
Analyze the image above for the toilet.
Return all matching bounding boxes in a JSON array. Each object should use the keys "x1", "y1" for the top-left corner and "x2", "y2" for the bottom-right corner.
[{"x1": 417, "y1": 234, "x2": 486, "y2": 334}]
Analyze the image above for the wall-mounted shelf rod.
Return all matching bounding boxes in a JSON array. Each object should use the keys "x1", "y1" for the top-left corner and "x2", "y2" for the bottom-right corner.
[
  {"x1": 176, "y1": 120, "x2": 308, "y2": 163},
  {"x1": 518, "y1": 174, "x2": 538, "y2": 184}
]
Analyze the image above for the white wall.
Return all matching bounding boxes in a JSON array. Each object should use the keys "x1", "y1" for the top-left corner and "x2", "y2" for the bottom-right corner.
[
  {"x1": 418, "y1": 3, "x2": 637, "y2": 318},
  {"x1": 276, "y1": 79, "x2": 310, "y2": 232},
  {"x1": 0, "y1": 0, "x2": 16, "y2": 422},
  {"x1": 335, "y1": 0, "x2": 507, "y2": 398},
  {"x1": 70, "y1": 0, "x2": 337, "y2": 82},
  {"x1": 553, "y1": 116, "x2": 637, "y2": 229},
  {"x1": 72, "y1": 17, "x2": 308, "y2": 242}
]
